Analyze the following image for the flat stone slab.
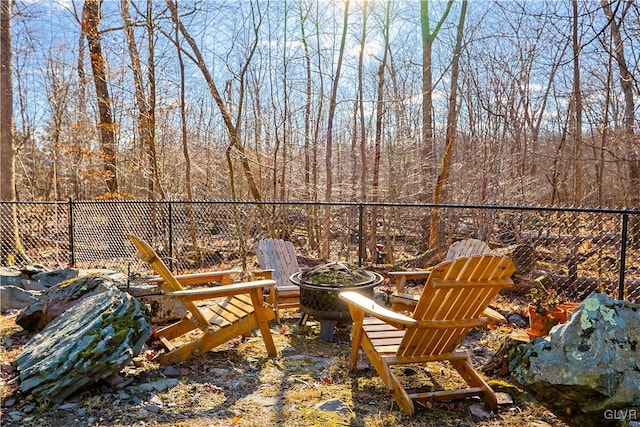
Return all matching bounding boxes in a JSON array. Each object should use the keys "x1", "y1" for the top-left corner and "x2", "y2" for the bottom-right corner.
[{"x1": 15, "y1": 286, "x2": 151, "y2": 402}]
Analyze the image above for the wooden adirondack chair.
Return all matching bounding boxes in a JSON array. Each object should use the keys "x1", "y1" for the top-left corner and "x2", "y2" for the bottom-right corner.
[
  {"x1": 389, "y1": 238, "x2": 492, "y2": 293},
  {"x1": 339, "y1": 255, "x2": 515, "y2": 416},
  {"x1": 389, "y1": 239, "x2": 497, "y2": 315},
  {"x1": 128, "y1": 234, "x2": 278, "y2": 365},
  {"x1": 254, "y1": 239, "x2": 302, "y2": 320}
]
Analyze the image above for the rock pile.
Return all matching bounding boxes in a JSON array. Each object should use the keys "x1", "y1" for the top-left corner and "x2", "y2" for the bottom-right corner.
[
  {"x1": 1, "y1": 265, "x2": 182, "y2": 324},
  {"x1": 0, "y1": 265, "x2": 127, "y2": 313},
  {"x1": 15, "y1": 285, "x2": 151, "y2": 402}
]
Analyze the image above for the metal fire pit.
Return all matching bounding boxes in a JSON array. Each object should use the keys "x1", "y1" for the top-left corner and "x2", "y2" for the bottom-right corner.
[{"x1": 290, "y1": 262, "x2": 383, "y2": 341}]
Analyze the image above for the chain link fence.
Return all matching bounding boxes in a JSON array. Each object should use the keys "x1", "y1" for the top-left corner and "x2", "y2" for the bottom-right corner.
[{"x1": 1, "y1": 200, "x2": 639, "y2": 303}]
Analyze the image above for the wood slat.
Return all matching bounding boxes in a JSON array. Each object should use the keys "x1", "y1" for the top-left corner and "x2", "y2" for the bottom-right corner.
[
  {"x1": 398, "y1": 256, "x2": 514, "y2": 357},
  {"x1": 366, "y1": 329, "x2": 405, "y2": 339}
]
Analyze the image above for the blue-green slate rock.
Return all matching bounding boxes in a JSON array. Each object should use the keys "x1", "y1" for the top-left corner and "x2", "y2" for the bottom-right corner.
[
  {"x1": 510, "y1": 293, "x2": 640, "y2": 426},
  {"x1": 14, "y1": 286, "x2": 151, "y2": 402}
]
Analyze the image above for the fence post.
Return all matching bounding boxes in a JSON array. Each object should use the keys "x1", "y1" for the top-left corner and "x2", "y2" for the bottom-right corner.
[
  {"x1": 618, "y1": 213, "x2": 628, "y2": 300},
  {"x1": 68, "y1": 198, "x2": 75, "y2": 266},
  {"x1": 168, "y1": 200, "x2": 174, "y2": 272},
  {"x1": 358, "y1": 203, "x2": 364, "y2": 267}
]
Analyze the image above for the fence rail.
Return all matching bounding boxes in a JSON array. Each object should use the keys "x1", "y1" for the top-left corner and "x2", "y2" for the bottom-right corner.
[{"x1": 1, "y1": 200, "x2": 639, "y2": 303}]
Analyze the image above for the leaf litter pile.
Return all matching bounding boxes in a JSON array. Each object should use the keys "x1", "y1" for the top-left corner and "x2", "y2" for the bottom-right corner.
[{"x1": 0, "y1": 296, "x2": 568, "y2": 427}]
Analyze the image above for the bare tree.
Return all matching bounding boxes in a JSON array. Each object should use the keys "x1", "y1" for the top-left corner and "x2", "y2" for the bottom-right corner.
[
  {"x1": 356, "y1": 0, "x2": 370, "y2": 203},
  {"x1": 0, "y1": 1, "x2": 13, "y2": 205},
  {"x1": 429, "y1": 0, "x2": 467, "y2": 248},
  {"x1": 601, "y1": 0, "x2": 638, "y2": 235},
  {"x1": 173, "y1": 0, "x2": 197, "y2": 247},
  {"x1": 571, "y1": 0, "x2": 584, "y2": 205},
  {"x1": 82, "y1": 0, "x2": 118, "y2": 195},
  {"x1": 166, "y1": 0, "x2": 264, "y2": 204},
  {"x1": 368, "y1": 0, "x2": 391, "y2": 259},
  {"x1": 71, "y1": 27, "x2": 89, "y2": 200},
  {"x1": 43, "y1": 52, "x2": 71, "y2": 201},
  {"x1": 299, "y1": 1, "x2": 312, "y2": 199},
  {"x1": 0, "y1": 0, "x2": 30, "y2": 265},
  {"x1": 321, "y1": 0, "x2": 349, "y2": 258},
  {"x1": 121, "y1": 0, "x2": 164, "y2": 199},
  {"x1": 420, "y1": 0, "x2": 454, "y2": 202}
]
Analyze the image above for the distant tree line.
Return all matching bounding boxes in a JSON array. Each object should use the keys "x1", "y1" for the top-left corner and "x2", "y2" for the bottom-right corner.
[{"x1": 0, "y1": 0, "x2": 638, "y2": 262}]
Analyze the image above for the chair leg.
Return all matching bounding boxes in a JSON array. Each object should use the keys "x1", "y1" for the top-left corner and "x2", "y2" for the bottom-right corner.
[
  {"x1": 256, "y1": 311, "x2": 277, "y2": 357},
  {"x1": 450, "y1": 353, "x2": 498, "y2": 410},
  {"x1": 360, "y1": 335, "x2": 415, "y2": 416},
  {"x1": 348, "y1": 311, "x2": 365, "y2": 370},
  {"x1": 389, "y1": 371, "x2": 416, "y2": 416},
  {"x1": 249, "y1": 289, "x2": 278, "y2": 357},
  {"x1": 298, "y1": 312, "x2": 309, "y2": 327}
]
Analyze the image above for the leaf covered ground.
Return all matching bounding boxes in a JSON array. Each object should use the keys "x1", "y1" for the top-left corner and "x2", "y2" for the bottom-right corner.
[{"x1": 0, "y1": 298, "x2": 568, "y2": 427}]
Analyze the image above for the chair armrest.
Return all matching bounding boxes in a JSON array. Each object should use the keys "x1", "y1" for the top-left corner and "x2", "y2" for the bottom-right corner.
[
  {"x1": 149, "y1": 270, "x2": 241, "y2": 286},
  {"x1": 169, "y1": 279, "x2": 276, "y2": 302},
  {"x1": 388, "y1": 269, "x2": 432, "y2": 292},
  {"x1": 339, "y1": 291, "x2": 417, "y2": 328},
  {"x1": 389, "y1": 292, "x2": 419, "y2": 312},
  {"x1": 252, "y1": 269, "x2": 274, "y2": 280},
  {"x1": 388, "y1": 270, "x2": 432, "y2": 278},
  {"x1": 483, "y1": 307, "x2": 507, "y2": 325}
]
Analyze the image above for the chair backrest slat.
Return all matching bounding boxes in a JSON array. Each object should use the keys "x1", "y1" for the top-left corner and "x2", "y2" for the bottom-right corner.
[
  {"x1": 254, "y1": 239, "x2": 300, "y2": 287},
  {"x1": 445, "y1": 239, "x2": 492, "y2": 260},
  {"x1": 397, "y1": 255, "x2": 514, "y2": 358}
]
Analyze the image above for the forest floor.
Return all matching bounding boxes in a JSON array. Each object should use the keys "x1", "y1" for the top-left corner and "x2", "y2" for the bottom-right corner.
[{"x1": 0, "y1": 289, "x2": 569, "y2": 427}]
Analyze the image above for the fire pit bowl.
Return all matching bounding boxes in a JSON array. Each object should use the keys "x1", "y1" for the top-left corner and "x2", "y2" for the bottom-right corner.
[{"x1": 290, "y1": 262, "x2": 383, "y2": 341}]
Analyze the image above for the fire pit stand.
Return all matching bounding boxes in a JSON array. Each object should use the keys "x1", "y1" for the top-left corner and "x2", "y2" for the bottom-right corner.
[{"x1": 290, "y1": 262, "x2": 383, "y2": 341}]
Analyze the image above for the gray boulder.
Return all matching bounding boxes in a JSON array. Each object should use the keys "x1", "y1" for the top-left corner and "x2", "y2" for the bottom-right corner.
[
  {"x1": 15, "y1": 287, "x2": 151, "y2": 402},
  {"x1": 16, "y1": 273, "x2": 124, "y2": 331},
  {"x1": 31, "y1": 268, "x2": 127, "y2": 288},
  {"x1": 125, "y1": 281, "x2": 186, "y2": 325},
  {"x1": 510, "y1": 293, "x2": 640, "y2": 426},
  {"x1": 0, "y1": 266, "x2": 47, "y2": 311},
  {"x1": 0, "y1": 286, "x2": 40, "y2": 313},
  {"x1": 32, "y1": 268, "x2": 80, "y2": 288},
  {"x1": 0, "y1": 266, "x2": 25, "y2": 286}
]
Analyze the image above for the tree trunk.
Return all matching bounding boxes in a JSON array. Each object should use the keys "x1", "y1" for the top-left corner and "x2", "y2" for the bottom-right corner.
[
  {"x1": 601, "y1": 0, "x2": 638, "y2": 234},
  {"x1": 0, "y1": 1, "x2": 30, "y2": 265},
  {"x1": 174, "y1": 0, "x2": 197, "y2": 248},
  {"x1": 571, "y1": 0, "x2": 583, "y2": 205},
  {"x1": 300, "y1": 3, "x2": 312, "y2": 200},
  {"x1": 420, "y1": 0, "x2": 453, "y2": 202},
  {"x1": 322, "y1": 0, "x2": 349, "y2": 258},
  {"x1": 73, "y1": 30, "x2": 88, "y2": 200},
  {"x1": 1, "y1": 1, "x2": 14, "y2": 206},
  {"x1": 369, "y1": 1, "x2": 390, "y2": 260},
  {"x1": 82, "y1": 0, "x2": 118, "y2": 195},
  {"x1": 357, "y1": 1, "x2": 368, "y2": 203},
  {"x1": 429, "y1": 0, "x2": 466, "y2": 248}
]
